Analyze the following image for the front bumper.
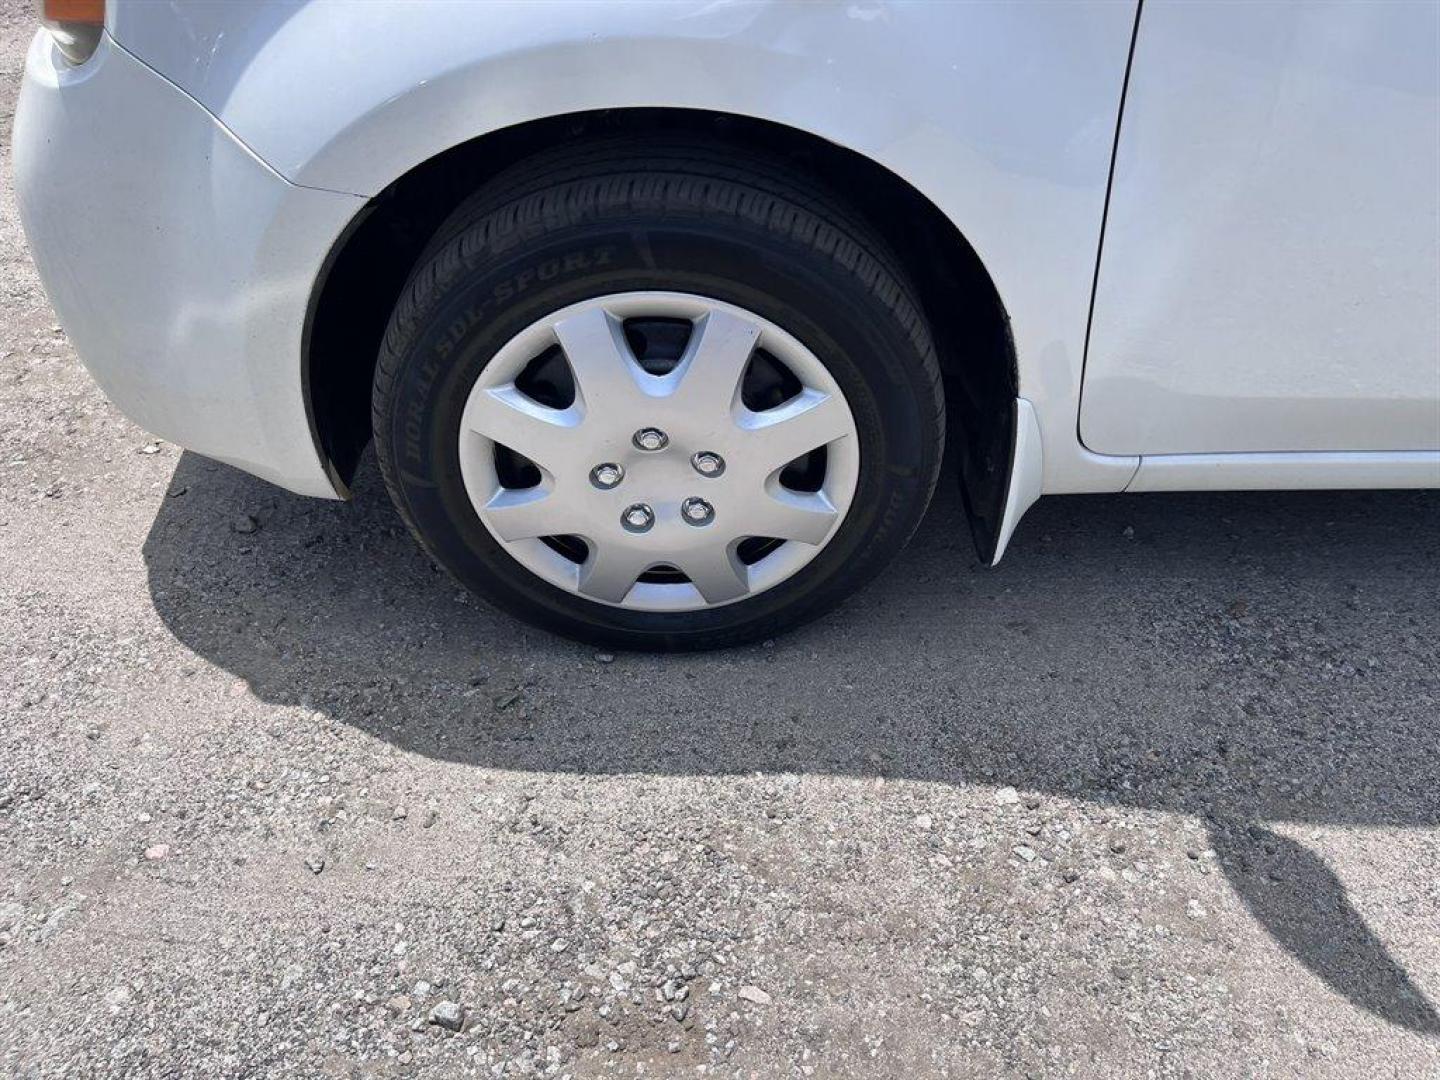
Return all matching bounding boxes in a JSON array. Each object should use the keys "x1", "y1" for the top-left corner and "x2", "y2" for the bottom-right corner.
[{"x1": 13, "y1": 31, "x2": 365, "y2": 498}]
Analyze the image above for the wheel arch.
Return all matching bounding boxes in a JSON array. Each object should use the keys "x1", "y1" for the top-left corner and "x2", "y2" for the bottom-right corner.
[{"x1": 305, "y1": 109, "x2": 1018, "y2": 558}]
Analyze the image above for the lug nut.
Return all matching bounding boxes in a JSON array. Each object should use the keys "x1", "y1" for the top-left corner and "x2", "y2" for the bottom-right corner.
[
  {"x1": 622, "y1": 503, "x2": 655, "y2": 532},
  {"x1": 681, "y1": 497, "x2": 715, "y2": 526},
  {"x1": 691, "y1": 451, "x2": 725, "y2": 478},
  {"x1": 589, "y1": 463, "x2": 624, "y2": 489},
  {"x1": 633, "y1": 427, "x2": 669, "y2": 452}
]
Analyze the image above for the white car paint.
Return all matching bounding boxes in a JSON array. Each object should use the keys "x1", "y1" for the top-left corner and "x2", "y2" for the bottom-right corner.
[
  {"x1": 991, "y1": 399, "x2": 1045, "y2": 565},
  {"x1": 13, "y1": 1, "x2": 1440, "y2": 561},
  {"x1": 1085, "y1": 1, "x2": 1440, "y2": 459},
  {"x1": 13, "y1": 31, "x2": 362, "y2": 498}
]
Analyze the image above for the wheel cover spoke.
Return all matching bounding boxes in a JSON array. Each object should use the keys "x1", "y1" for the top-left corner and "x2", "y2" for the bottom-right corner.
[
  {"x1": 743, "y1": 389, "x2": 853, "y2": 474},
  {"x1": 746, "y1": 489, "x2": 839, "y2": 546},
  {"x1": 578, "y1": 543, "x2": 652, "y2": 604},
  {"x1": 464, "y1": 385, "x2": 581, "y2": 477},
  {"x1": 458, "y1": 292, "x2": 861, "y2": 613},
  {"x1": 668, "y1": 309, "x2": 761, "y2": 418},
  {"x1": 553, "y1": 307, "x2": 649, "y2": 417},
  {"x1": 675, "y1": 543, "x2": 751, "y2": 604},
  {"x1": 483, "y1": 488, "x2": 573, "y2": 542}
]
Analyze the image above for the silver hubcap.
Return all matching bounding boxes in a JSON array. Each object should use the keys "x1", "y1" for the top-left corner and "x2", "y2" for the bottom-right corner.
[{"x1": 458, "y1": 292, "x2": 860, "y2": 612}]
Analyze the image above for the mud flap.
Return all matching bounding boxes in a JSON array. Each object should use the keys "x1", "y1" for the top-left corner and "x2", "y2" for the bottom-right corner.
[{"x1": 988, "y1": 398, "x2": 1044, "y2": 566}]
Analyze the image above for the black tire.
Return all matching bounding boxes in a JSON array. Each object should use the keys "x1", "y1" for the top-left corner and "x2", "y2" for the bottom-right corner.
[{"x1": 372, "y1": 138, "x2": 944, "y2": 651}]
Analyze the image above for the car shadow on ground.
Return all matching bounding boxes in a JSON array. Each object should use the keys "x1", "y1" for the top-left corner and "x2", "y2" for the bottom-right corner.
[{"x1": 142, "y1": 450, "x2": 1440, "y2": 1035}]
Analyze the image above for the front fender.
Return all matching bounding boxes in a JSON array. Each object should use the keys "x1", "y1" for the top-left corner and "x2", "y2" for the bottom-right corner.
[{"x1": 112, "y1": 0, "x2": 1138, "y2": 499}]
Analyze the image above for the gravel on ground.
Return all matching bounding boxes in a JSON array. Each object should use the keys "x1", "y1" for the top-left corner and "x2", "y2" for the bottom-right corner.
[{"x1": 2, "y1": 6, "x2": 1438, "y2": 1077}]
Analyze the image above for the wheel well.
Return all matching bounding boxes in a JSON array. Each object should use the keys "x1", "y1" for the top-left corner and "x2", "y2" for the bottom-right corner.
[{"x1": 305, "y1": 109, "x2": 1017, "y2": 555}]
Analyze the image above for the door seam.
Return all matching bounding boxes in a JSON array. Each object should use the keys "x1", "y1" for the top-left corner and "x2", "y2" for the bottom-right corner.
[{"x1": 1075, "y1": 0, "x2": 1144, "y2": 453}]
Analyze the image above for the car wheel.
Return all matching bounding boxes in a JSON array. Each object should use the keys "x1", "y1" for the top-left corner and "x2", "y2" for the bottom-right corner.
[{"x1": 372, "y1": 139, "x2": 944, "y2": 650}]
